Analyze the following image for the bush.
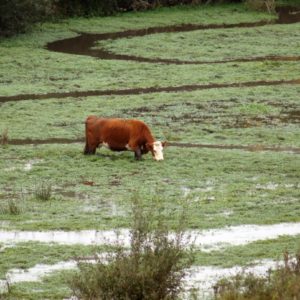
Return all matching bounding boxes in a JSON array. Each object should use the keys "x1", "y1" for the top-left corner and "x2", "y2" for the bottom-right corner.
[
  {"x1": 244, "y1": 0, "x2": 276, "y2": 13},
  {"x1": 69, "y1": 197, "x2": 193, "y2": 300},
  {"x1": 0, "y1": 0, "x2": 246, "y2": 37},
  {"x1": 0, "y1": 0, "x2": 56, "y2": 37},
  {"x1": 214, "y1": 251, "x2": 300, "y2": 300}
]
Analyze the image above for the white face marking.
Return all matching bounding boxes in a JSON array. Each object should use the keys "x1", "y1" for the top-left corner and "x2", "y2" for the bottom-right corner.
[
  {"x1": 125, "y1": 144, "x2": 131, "y2": 150},
  {"x1": 153, "y1": 141, "x2": 164, "y2": 161}
]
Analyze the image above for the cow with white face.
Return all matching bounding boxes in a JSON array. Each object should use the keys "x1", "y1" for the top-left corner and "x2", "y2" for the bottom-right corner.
[
  {"x1": 146, "y1": 141, "x2": 165, "y2": 161},
  {"x1": 84, "y1": 116, "x2": 166, "y2": 161}
]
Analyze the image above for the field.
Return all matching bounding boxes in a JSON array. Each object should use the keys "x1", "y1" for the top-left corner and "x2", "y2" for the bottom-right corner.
[{"x1": 0, "y1": 2, "x2": 300, "y2": 299}]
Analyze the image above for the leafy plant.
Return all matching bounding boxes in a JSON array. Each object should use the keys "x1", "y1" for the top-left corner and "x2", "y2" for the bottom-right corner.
[{"x1": 69, "y1": 197, "x2": 193, "y2": 300}]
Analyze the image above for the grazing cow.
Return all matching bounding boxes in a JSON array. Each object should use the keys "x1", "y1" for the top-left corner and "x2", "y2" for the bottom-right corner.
[{"x1": 84, "y1": 116, "x2": 166, "y2": 161}]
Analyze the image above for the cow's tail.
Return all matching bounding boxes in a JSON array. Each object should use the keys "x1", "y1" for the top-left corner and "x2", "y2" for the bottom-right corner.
[{"x1": 83, "y1": 119, "x2": 89, "y2": 155}]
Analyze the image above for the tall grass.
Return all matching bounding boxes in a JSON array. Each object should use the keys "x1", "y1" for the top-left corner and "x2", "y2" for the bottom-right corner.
[
  {"x1": 34, "y1": 181, "x2": 52, "y2": 201},
  {"x1": 69, "y1": 197, "x2": 193, "y2": 300},
  {"x1": 0, "y1": 198, "x2": 21, "y2": 215},
  {"x1": 0, "y1": 128, "x2": 8, "y2": 145}
]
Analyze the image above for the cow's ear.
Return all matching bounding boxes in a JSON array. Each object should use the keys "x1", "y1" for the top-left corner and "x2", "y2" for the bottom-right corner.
[{"x1": 162, "y1": 141, "x2": 167, "y2": 147}]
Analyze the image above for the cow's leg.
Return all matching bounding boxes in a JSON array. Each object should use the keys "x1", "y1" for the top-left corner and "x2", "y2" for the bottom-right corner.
[
  {"x1": 134, "y1": 147, "x2": 142, "y2": 160},
  {"x1": 84, "y1": 141, "x2": 98, "y2": 155}
]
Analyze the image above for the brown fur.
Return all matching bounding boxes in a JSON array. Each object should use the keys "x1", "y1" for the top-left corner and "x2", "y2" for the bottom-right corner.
[{"x1": 84, "y1": 116, "x2": 158, "y2": 160}]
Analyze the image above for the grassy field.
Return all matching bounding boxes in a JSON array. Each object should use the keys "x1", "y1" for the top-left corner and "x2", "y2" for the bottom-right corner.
[{"x1": 0, "y1": 2, "x2": 300, "y2": 299}]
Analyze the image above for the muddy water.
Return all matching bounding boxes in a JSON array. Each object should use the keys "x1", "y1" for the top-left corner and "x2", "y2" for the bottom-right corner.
[
  {"x1": 1, "y1": 222, "x2": 300, "y2": 251},
  {"x1": 0, "y1": 7, "x2": 299, "y2": 103},
  {"x1": 46, "y1": 6, "x2": 300, "y2": 64},
  {"x1": 0, "y1": 79, "x2": 299, "y2": 103},
  {"x1": 6, "y1": 138, "x2": 300, "y2": 153}
]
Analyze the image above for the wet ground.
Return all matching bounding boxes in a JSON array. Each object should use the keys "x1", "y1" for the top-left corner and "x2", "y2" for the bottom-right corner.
[
  {"x1": 0, "y1": 6, "x2": 299, "y2": 103},
  {"x1": 5, "y1": 137, "x2": 300, "y2": 153},
  {"x1": 46, "y1": 6, "x2": 300, "y2": 64},
  {"x1": 1, "y1": 222, "x2": 300, "y2": 251}
]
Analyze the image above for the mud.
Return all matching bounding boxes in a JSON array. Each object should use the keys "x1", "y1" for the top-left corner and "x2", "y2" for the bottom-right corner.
[
  {"x1": 0, "y1": 7, "x2": 299, "y2": 104},
  {"x1": 46, "y1": 6, "x2": 300, "y2": 64},
  {"x1": 5, "y1": 138, "x2": 300, "y2": 153},
  {"x1": 0, "y1": 79, "x2": 299, "y2": 103}
]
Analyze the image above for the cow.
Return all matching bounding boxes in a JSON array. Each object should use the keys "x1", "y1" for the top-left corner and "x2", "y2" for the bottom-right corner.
[{"x1": 84, "y1": 116, "x2": 166, "y2": 161}]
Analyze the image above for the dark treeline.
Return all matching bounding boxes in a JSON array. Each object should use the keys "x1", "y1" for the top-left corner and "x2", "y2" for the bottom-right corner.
[{"x1": 0, "y1": 0, "x2": 242, "y2": 37}]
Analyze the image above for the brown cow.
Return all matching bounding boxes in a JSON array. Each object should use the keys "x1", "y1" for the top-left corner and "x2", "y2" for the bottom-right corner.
[{"x1": 84, "y1": 116, "x2": 166, "y2": 161}]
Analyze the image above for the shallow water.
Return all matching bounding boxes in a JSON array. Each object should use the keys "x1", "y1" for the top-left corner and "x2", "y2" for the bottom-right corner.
[
  {"x1": 0, "y1": 258, "x2": 280, "y2": 298},
  {"x1": 1, "y1": 222, "x2": 300, "y2": 251},
  {"x1": 183, "y1": 259, "x2": 279, "y2": 299}
]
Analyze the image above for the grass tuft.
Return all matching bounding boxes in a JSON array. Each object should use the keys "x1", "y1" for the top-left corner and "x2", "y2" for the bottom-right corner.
[
  {"x1": 0, "y1": 199, "x2": 22, "y2": 215},
  {"x1": 34, "y1": 181, "x2": 52, "y2": 201},
  {"x1": 0, "y1": 128, "x2": 8, "y2": 145}
]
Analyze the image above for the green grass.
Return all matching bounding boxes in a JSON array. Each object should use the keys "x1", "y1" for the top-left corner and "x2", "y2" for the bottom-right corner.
[
  {"x1": 0, "y1": 143, "x2": 299, "y2": 231},
  {"x1": 96, "y1": 23, "x2": 300, "y2": 62},
  {"x1": 194, "y1": 235, "x2": 300, "y2": 268},
  {"x1": 1, "y1": 86, "x2": 299, "y2": 147},
  {"x1": 0, "y1": 4, "x2": 280, "y2": 97},
  {"x1": 0, "y1": 2, "x2": 299, "y2": 299}
]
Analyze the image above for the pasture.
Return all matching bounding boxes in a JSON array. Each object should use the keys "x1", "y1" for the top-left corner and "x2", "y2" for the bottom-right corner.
[{"x1": 0, "y1": 2, "x2": 300, "y2": 299}]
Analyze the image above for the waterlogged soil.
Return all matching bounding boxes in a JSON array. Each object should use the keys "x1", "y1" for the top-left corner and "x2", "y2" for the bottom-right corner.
[
  {"x1": 0, "y1": 258, "x2": 280, "y2": 298},
  {"x1": 5, "y1": 138, "x2": 300, "y2": 153},
  {"x1": 0, "y1": 79, "x2": 299, "y2": 103},
  {"x1": 0, "y1": 7, "x2": 299, "y2": 103},
  {"x1": 1, "y1": 222, "x2": 300, "y2": 251},
  {"x1": 46, "y1": 6, "x2": 300, "y2": 64}
]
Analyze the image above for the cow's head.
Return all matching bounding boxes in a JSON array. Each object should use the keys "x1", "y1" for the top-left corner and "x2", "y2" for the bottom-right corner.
[{"x1": 146, "y1": 141, "x2": 166, "y2": 161}]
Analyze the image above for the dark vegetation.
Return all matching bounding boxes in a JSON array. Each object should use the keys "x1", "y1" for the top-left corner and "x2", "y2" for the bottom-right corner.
[
  {"x1": 215, "y1": 251, "x2": 300, "y2": 300},
  {"x1": 1, "y1": 0, "x2": 262, "y2": 37},
  {"x1": 69, "y1": 197, "x2": 193, "y2": 300}
]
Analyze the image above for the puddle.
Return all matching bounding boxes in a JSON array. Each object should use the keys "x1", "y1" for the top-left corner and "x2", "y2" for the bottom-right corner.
[
  {"x1": 6, "y1": 261, "x2": 77, "y2": 283},
  {"x1": 0, "y1": 258, "x2": 281, "y2": 299},
  {"x1": 23, "y1": 159, "x2": 43, "y2": 171},
  {"x1": 0, "y1": 229, "x2": 131, "y2": 247},
  {"x1": 3, "y1": 159, "x2": 43, "y2": 172},
  {"x1": 1, "y1": 222, "x2": 300, "y2": 251},
  {"x1": 256, "y1": 182, "x2": 299, "y2": 190},
  {"x1": 183, "y1": 259, "x2": 280, "y2": 299}
]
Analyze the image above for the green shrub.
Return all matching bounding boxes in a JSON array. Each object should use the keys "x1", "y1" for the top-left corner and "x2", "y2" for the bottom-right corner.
[
  {"x1": 69, "y1": 197, "x2": 193, "y2": 300},
  {"x1": 0, "y1": 0, "x2": 55, "y2": 37},
  {"x1": 214, "y1": 251, "x2": 300, "y2": 300},
  {"x1": 244, "y1": 0, "x2": 276, "y2": 13}
]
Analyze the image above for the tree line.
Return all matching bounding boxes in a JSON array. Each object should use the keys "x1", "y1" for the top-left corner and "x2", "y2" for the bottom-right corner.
[{"x1": 0, "y1": 0, "x2": 242, "y2": 37}]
